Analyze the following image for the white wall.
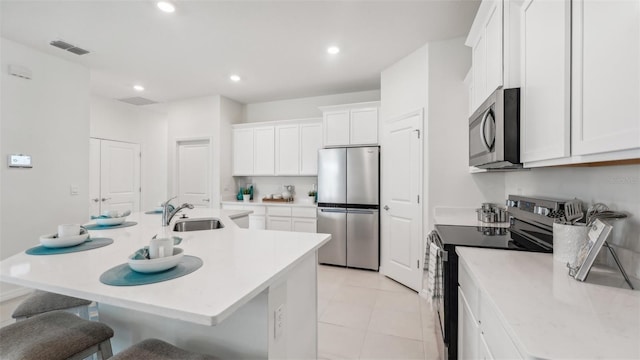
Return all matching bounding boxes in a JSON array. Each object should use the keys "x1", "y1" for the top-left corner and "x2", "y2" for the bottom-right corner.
[
  {"x1": 90, "y1": 95, "x2": 168, "y2": 210},
  {"x1": 504, "y1": 165, "x2": 640, "y2": 278},
  {"x1": 243, "y1": 90, "x2": 380, "y2": 123},
  {"x1": 427, "y1": 37, "x2": 505, "y2": 229},
  {"x1": 1, "y1": 39, "x2": 90, "y2": 297}
]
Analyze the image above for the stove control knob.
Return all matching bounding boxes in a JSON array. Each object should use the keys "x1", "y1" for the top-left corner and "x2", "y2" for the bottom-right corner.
[
  {"x1": 534, "y1": 206, "x2": 550, "y2": 216},
  {"x1": 506, "y1": 199, "x2": 518, "y2": 208}
]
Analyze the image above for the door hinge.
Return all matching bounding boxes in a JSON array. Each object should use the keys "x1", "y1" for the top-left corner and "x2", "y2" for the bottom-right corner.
[
  {"x1": 139, "y1": 187, "x2": 141, "y2": 192},
  {"x1": 414, "y1": 129, "x2": 420, "y2": 139},
  {"x1": 417, "y1": 195, "x2": 420, "y2": 204},
  {"x1": 417, "y1": 259, "x2": 420, "y2": 269}
]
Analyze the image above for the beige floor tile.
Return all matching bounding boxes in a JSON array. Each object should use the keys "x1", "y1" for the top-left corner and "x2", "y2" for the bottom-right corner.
[
  {"x1": 375, "y1": 290, "x2": 421, "y2": 314},
  {"x1": 343, "y1": 268, "x2": 386, "y2": 290},
  {"x1": 318, "y1": 296, "x2": 331, "y2": 318},
  {"x1": 359, "y1": 332, "x2": 425, "y2": 360},
  {"x1": 318, "y1": 281, "x2": 342, "y2": 301},
  {"x1": 368, "y1": 308, "x2": 423, "y2": 341},
  {"x1": 318, "y1": 322, "x2": 366, "y2": 359},
  {"x1": 332, "y1": 285, "x2": 380, "y2": 308},
  {"x1": 378, "y1": 276, "x2": 416, "y2": 293},
  {"x1": 320, "y1": 301, "x2": 374, "y2": 330}
]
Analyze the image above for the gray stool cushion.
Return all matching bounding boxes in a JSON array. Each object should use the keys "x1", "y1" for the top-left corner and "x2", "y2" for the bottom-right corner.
[
  {"x1": 12, "y1": 290, "x2": 92, "y2": 318},
  {"x1": 112, "y1": 339, "x2": 218, "y2": 360},
  {"x1": 0, "y1": 311, "x2": 114, "y2": 360}
]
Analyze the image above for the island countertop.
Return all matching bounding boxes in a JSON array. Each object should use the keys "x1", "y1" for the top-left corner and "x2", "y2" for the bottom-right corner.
[
  {"x1": 456, "y1": 247, "x2": 640, "y2": 359},
  {"x1": 0, "y1": 209, "x2": 331, "y2": 326}
]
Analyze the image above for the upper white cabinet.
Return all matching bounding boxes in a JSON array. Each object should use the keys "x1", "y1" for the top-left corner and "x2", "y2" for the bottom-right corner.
[
  {"x1": 571, "y1": 0, "x2": 640, "y2": 156},
  {"x1": 520, "y1": 0, "x2": 571, "y2": 163},
  {"x1": 518, "y1": 0, "x2": 640, "y2": 167},
  {"x1": 275, "y1": 124, "x2": 300, "y2": 175},
  {"x1": 320, "y1": 102, "x2": 380, "y2": 147},
  {"x1": 232, "y1": 128, "x2": 254, "y2": 176},
  {"x1": 232, "y1": 118, "x2": 322, "y2": 176}
]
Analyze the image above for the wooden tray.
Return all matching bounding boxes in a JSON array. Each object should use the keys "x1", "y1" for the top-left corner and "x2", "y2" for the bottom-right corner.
[{"x1": 262, "y1": 198, "x2": 294, "y2": 203}]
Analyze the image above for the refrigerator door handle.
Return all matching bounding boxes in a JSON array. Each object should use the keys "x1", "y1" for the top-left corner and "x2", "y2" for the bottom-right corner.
[
  {"x1": 347, "y1": 209, "x2": 376, "y2": 215},
  {"x1": 320, "y1": 208, "x2": 348, "y2": 213}
]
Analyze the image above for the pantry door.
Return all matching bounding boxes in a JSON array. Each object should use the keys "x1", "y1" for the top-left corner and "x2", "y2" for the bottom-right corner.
[
  {"x1": 381, "y1": 110, "x2": 423, "y2": 291},
  {"x1": 99, "y1": 140, "x2": 141, "y2": 214},
  {"x1": 176, "y1": 139, "x2": 211, "y2": 208}
]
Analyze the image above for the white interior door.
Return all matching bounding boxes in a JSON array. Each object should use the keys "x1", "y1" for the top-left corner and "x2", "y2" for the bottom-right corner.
[
  {"x1": 100, "y1": 140, "x2": 141, "y2": 214},
  {"x1": 177, "y1": 139, "x2": 211, "y2": 208},
  {"x1": 381, "y1": 111, "x2": 423, "y2": 291},
  {"x1": 89, "y1": 138, "x2": 101, "y2": 215}
]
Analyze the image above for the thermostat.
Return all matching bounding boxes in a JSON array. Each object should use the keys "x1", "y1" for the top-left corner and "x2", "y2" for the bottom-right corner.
[{"x1": 8, "y1": 154, "x2": 32, "y2": 168}]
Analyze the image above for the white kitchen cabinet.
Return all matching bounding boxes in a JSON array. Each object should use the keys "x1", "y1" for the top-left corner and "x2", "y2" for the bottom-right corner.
[
  {"x1": 458, "y1": 288, "x2": 480, "y2": 360},
  {"x1": 292, "y1": 218, "x2": 316, "y2": 233},
  {"x1": 520, "y1": 0, "x2": 571, "y2": 163},
  {"x1": 320, "y1": 102, "x2": 380, "y2": 147},
  {"x1": 232, "y1": 128, "x2": 254, "y2": 176},
  {"x1": 275, "y1": 124, "x2": 300, "y2": 175},
  {"x1": 249, "y1": 215, "x2": 266, "y2": 230},
  {"x1": 571, "y1": 0, "x2": 640, "y2": 156},
  {"x1": 221, "y1": 203, "x2": 267, "y2": 230},
  {"x1": 253, "y1": 126, "x2": 275, "y2": 175},
  {"x1": 267, "y1": 216, "x2": 292, "y2": 231},
  {"x1": 299, "y1": 122, "x2": 322, "y2": 175}
]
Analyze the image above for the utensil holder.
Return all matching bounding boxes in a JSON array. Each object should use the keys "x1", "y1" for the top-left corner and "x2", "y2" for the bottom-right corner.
[{"x1": 553, "y1": 223, "x2": 589, "y2": 264}]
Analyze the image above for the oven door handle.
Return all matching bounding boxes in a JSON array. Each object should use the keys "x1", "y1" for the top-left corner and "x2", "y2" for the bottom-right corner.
[{"x1": 439, "y1": 249, "x2": 448, "y2": 262}]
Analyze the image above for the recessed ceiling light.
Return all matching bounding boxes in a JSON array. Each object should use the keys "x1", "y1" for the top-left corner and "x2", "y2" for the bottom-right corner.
[
  {"x1": 133, "y1": 85, "x2": 145, "y2": 92},
  {"x1": 157, "y1": 1, "x2": 175, "y2": 13},
  {"x1": 327, "y1": 46, "x2": 340, "y2": 55},
  {"x1": 230, "y1": 74, "x2": 241, "y2": 82}
]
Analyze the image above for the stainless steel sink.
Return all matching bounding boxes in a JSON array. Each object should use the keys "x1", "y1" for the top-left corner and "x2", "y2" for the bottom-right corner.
[{"x1": 173, "y1": 218, "x2": 224, "y2": 232}]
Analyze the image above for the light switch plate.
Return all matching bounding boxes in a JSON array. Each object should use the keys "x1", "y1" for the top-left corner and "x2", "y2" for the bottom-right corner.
[{"x1": 274, "y1": 304, "x2": 285, "y2": 340}]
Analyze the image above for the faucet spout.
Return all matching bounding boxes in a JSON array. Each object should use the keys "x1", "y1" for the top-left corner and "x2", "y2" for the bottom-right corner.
[{"x1": 162, "y1": 197, "x2": 194, "y2": 226}]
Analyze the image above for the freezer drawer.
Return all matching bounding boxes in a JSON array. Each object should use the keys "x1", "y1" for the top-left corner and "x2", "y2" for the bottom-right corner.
[
  {"x1": 317, "y1": 208, "x2": 347, "y2": 266},
  {"x1": 346, "y1": 147, "x2": 379, "y2": 205},
  {"x1": 346, "y1": 209, "x2": 379, "y2": 270},
  {"x1": 318, "y1": 148, "x2": 346, "y2": 204}
]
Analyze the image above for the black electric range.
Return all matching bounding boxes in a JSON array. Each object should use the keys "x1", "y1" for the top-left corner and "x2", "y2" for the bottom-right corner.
[{"x1": 430, "y1": 195, "x2": 567, "y2": 360}]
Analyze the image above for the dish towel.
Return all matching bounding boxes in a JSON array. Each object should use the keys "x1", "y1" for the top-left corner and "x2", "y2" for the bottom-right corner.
[{"x1": 427, "y1": 242, "x2": 442, "y2": 306}]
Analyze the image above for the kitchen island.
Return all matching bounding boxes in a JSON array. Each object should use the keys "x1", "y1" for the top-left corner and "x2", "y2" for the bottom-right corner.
[
  {"x1": 456, "y1": 247, "x2": 640, "y2": 359},
  {"x1": 0, "y1": 209, "x2": 331, "y2": 358}
]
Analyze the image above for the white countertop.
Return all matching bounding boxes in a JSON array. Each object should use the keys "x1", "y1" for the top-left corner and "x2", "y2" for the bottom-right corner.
[
  {"x1": 0, "y1": 209, "x2": 330, "y2": 326},
  {"x1": 221, "y1": 199, "x2": 317, "y2": 208},
  {"x1": 456, "y1": 247, "x2": 640, "y2": 359},
  {"x1": 434, "y1": 207, "x2": 510, "y2": 228}
]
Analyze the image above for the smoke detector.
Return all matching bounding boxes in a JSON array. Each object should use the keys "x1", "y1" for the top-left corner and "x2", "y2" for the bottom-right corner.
[{"x1": 50, "y1": 40, "x2": 90, "y2": 56}]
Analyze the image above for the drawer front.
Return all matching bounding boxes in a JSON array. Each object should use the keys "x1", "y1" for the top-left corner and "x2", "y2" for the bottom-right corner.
[
  {"x1": 480, "y1": 296, "x2": 522, "y2": 359},
  {"x1": 222, "y1": 204, "x2": 245, "y2": 211},
  {"x1": 459, "y1": 261, "x2": 480, "y2": 318},
  {"x1": 245, "y1": 205, "x2": 266, "y2": 215},
  {"x1": 267, "y1": 206, "x2": 292, "y2": 217},
  {"x1": 291, "y1": 207, "x2": 317, "y2": 218}
]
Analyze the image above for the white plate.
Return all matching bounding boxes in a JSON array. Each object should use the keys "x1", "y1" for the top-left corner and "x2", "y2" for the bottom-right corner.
[
  {"x1": 40, "y1": 229, "x2": 89, "y2": 248},
  {"x1": 128, "y1": 248, "x2": 184, "y2": 273},
  {"x1": 96, "y1": 216, "x2": 126, "y2": 226}
]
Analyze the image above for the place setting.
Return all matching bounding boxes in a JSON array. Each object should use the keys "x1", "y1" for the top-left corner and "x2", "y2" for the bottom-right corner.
[
  {"x1": 100, "y1": 234, "x2": 203, "y2": 286},
  {"x1": 26, "y1": 224, "x2": 113, "y2": 255},
  {"x1": 84, "y1": 210, "x2": 138, "y2": 230}
]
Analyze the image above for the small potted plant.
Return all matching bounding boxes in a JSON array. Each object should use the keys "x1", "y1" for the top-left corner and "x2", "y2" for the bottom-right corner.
[
  {"x1": 242, "y1": 188, "x2": 251, "y2": 202},
  {"x1": 308, "y1": 190, "x2": 317, "y2": 203}
]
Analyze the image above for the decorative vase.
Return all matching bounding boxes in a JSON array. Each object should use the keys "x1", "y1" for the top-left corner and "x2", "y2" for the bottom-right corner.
[{"x1": 243, "y1": 194, "x2": 251, "y2": 202}]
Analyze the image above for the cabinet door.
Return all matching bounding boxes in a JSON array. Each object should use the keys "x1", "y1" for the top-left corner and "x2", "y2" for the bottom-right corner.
[
  {"x1": 572, "y1": 0, "x2": 640, "y2": 155},
  {"x1": 267, "y1": 216, "x2": 292, "y2": 231},
  {"x1": 299, "y1": 122, "x2": 322, "y2": 175},
  {"x1": 458, "y1": 288, "x2": 480, "y2": 360},
  {"x1": 323, "y1": 110, "x2": 350, "y2": 147},
  {"x1": 292, "y1": 218, "x2": 317, "y2": 233},
  {"x1": 521, "y1": 0, "x2": 571, "y2": 163},
  {"x1": 472, "y1": 33, "x2": 487, "y2": 111},
  {"x1": 253, "y1": 126, "x2": 275, "y2": 175},
  {"x1": 350, "y1": 108, "x2": 379, "y2": 145},
  {"x1": 233, "y1": 128, "x2": 254, "y2": 175},
  {"x1": 275, "y1": 124, "x2": 300, "y2": 175},
  {"x1": 485, "y1": 0, "x2": 503, "y2": 96},
  {"x1": 478, "y1": 333, "x2": 494, "y2": 360},
  {"x1": 249, "y1": 215, "x2": 266, "y2": 230}
]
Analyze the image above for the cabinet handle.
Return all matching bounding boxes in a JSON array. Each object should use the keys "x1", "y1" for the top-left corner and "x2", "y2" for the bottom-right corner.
[
  {"x1": 101, "y1": 197, "x2": 111, "y2": 202},
  {"x1": 91, "y1": 198, "x2": 100, "y2": 203}
]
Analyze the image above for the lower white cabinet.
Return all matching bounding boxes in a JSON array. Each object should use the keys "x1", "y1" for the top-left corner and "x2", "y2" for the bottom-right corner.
[
  {"x1": 267, "y1": 216, "x2": 292, "y2": 231},
  {"x1": 249, "y1": 215, "x2": 266, "y2": 230},
  {"x1": 459, "y1": 261, "x2": 522, "y2": 360},
  {"x1": 223, "y1": 203, "x2": 317, "y2": 233},
  {"x1": 292, "y1": 218, "x2": 317, "y2": 233}
]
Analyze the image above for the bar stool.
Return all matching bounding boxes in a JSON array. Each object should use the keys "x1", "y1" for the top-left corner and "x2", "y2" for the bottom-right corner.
[
  {"x1": 11, "y1": 290, "x2": 93, "y2": 321},
  {"x1": 112, "y1": 339, "x2": 218, "y2": 360},
  {"x1": 0, "y1": 311, "x2": 114, "y2": 360}
]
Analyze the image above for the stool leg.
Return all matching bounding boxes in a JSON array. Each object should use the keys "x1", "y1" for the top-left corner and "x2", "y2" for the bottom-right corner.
[{"x1": 98, "y1": 339, "x2": 113, "y2": 360}]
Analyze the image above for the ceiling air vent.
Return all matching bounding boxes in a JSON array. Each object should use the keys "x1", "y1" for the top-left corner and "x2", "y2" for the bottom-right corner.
[
  {"x1": 118, "y1": 97, "x2": 158, "y2": 106},
  {"x1": 50, "y1": 40, "x2": 90, "y2": 56}
]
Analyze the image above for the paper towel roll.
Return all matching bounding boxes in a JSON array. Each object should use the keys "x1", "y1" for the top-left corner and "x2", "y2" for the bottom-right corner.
[{"x1": 553, "y1": 223, "x2": 589, "y2": 265}]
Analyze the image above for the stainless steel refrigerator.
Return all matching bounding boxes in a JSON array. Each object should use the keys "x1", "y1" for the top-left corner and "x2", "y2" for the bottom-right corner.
[{"x1": 317, "y1": 147, "x2": 379, "y2": 270}]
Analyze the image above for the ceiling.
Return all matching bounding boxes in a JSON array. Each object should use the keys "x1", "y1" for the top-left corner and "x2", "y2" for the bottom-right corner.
[{"x1": 1, "y1": 1, "x2": 480, "y2": 105}]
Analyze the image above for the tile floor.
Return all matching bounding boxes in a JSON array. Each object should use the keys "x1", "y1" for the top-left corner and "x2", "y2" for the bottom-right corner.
[
  {"x1": 0, "y1": 266, "x2": 441, "y2": 359},
  {"x1": 317, "y1": 264, "x2": 440, "y2": 360}
]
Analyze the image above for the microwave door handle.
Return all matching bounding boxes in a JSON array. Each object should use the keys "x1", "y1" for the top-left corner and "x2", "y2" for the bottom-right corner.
[{"x1": 479, "y1": 109, "x2": 492, "y2": 152}]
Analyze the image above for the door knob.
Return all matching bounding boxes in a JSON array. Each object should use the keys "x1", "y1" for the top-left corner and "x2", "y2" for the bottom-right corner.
[
  {"x1": 101, "y1": 197, "x2": 111, "y2": 202},
  {"x1": 91, "y1": 198, "x2": 99, "y2": 203},
  {"x1": 383, "y1": 205, "x2": 390, "y2": 211}
]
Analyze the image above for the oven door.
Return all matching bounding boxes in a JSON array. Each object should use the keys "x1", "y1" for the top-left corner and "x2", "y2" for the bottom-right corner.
[{"x1": 431, "y1": 232, "x2": 448, "y2": 360}]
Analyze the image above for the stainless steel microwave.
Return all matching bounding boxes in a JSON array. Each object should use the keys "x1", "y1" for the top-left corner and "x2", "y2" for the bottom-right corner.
[{"x1": 469, "y1": 87, "x2": 521, "y2": 169}]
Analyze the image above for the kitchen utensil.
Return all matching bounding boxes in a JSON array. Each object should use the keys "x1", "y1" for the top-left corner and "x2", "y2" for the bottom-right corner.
[
  {"x1": 128, "y1": 247, "x2": 184, "y2": 273},
  {"x1": 563, "y1": 200, "x2": 583, "y2": 224},
  {"x1": 40, "y1": 228, "x2": 89, "y2": 248},
  {"x1": 586, "y1": 203, "x2": 609, "y2": 223},
  {"x1": 587, "y1": 210, "x2": 628, "y2": 225}
]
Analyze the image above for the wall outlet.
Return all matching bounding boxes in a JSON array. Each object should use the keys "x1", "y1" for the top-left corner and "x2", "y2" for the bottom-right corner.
[{"x1": 274, "y1": 304, "x2": 285, "y2": 340}]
